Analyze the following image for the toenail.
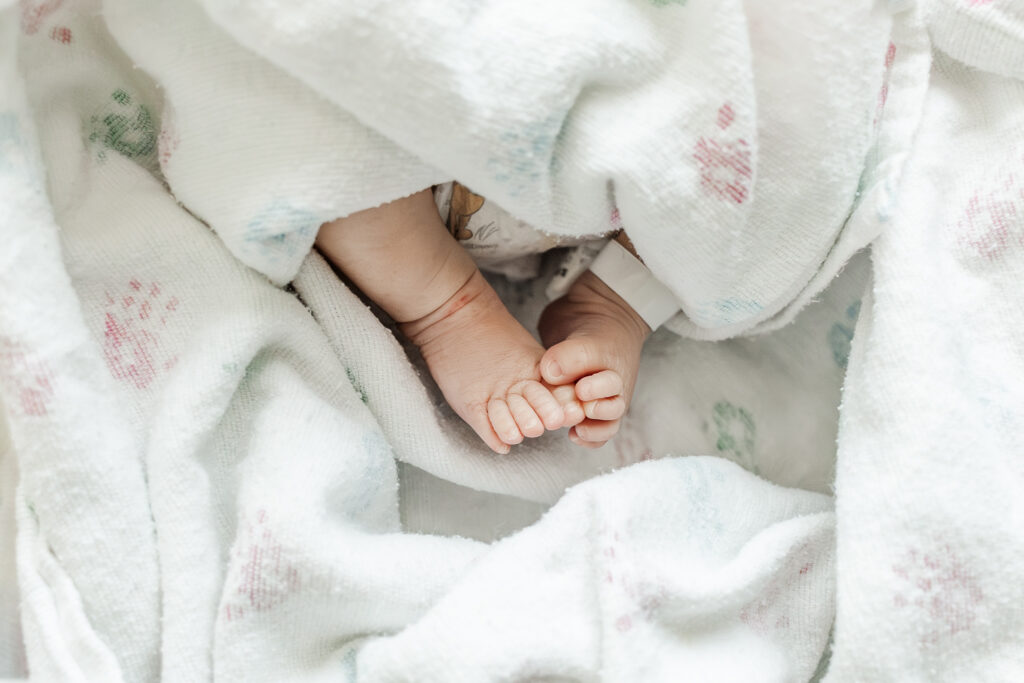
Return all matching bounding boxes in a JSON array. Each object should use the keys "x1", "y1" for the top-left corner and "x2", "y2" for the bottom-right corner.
[{"x1": 547, "y1": 360, "x2": 562, "y2": 378}]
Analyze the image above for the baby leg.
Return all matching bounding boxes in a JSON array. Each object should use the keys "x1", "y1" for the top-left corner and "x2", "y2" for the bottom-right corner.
[{"x1": 316, "y1": 190, "x2": 580, "y2": 453}]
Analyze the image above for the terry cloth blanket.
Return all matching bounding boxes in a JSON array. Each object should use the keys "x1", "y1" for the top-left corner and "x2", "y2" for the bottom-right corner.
[{"x1": 1, "y1": 0, "x2": 1023, "y2": 681}]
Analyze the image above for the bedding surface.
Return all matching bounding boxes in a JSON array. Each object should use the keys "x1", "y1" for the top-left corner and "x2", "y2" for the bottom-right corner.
[{"x1": 1, "y1": 0, "x2": 1023, "y2": 681}]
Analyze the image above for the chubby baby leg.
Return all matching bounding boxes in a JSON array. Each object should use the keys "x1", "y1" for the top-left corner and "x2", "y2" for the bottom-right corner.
[
  {"x1": 316, "y1": 190, "x2": 579, "y2": 453},
  {"x1": 538, "y1": 270, "x2": 651, "y2": 448}
]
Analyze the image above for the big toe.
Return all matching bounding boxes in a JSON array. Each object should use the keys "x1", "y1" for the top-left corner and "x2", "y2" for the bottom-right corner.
[{"x1": 541, "y1": 337, "x2": 606, "y2": 385}]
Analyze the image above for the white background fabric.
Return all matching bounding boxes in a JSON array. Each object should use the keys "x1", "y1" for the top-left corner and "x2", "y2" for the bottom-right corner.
[{"x1": 1, "y1": 0, "x2": 1022, "y2": 680}]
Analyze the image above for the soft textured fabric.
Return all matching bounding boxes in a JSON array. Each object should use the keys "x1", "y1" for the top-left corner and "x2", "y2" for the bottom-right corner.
[
  {"x1": 1, "y1": 1, "x2": 853, "y2": 679},
  {"x1": 825, "y1": 49, "x2": 1024, "y2": 683},
  {"x1": 108, "y1": 0, "x2": 893, "y2": 339},
  {"x1": 1, "y1": 0, "x2": 1023, "y2": 681}
]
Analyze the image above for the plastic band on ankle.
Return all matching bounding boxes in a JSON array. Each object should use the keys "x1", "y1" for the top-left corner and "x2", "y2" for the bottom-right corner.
[{"x1": 588, "y1": 238, "x2": 680, "y2": 331}]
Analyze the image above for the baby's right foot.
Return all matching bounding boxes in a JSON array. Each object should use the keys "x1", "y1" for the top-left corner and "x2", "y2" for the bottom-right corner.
[
  {"x1": 401, "y1": 270, "x2": 582, "y2": 454},
  {"x1": 538, "y1": 271, "x2": 651, "y2": 449}
]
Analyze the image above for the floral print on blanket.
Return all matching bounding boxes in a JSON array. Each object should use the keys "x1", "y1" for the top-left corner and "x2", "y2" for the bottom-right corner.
[
  {"x1": 102, "y1": 279, "x2": 180, "y2": 390},
  {"x1": 740, "y1": 542, "x2": 818, "y2": 635},
  {"x1": 224, "y1": 509, "x2": 303, "y2": 621},
  {"x1": 487, "y1": 114, "x2": 563, "y2": 198},
  {"x1": 599, "y1": 521, "x2": 670, "y2": 635},
  {"x1": 0, "y1": 340, "x2": 55, "y2": 417},
  {"x1": 892, "y1": 543, "x2": 985, "y2": 647},
  {"x1": 243, "y1": 198, "x2": 320, "y2": 269},
  {"x1": 20, "y1": 0, "x2": 63, "y2": 35},
  {"x1": 49, "y1": 25, "x2": 72, "y2": 44},
  {"x1": 693, "y1": 103, "x2": 752, "y2": 205},
  {"x1": 157, "y1": 104, "x2": 180, "y2": 171},
  {"x1": 828, "y1": 300, "x2": 861, "y2": 370},
  {"x1": 952, "y1": 160, "x2": 1024, "y2": 265},
  {"x1": 711, "y1": 400, "x2": 757, "y2": 473},
  {"x1": 88, "y1": 89, "x2": 158, "y2": 166}
]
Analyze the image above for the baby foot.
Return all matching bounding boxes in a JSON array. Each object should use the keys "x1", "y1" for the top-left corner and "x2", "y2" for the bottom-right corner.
[
  {"x1": 538, "y1": 271, "x2": 651, "y2": 448},
  {"x1": 401, "y1": 270, "x2": 582, "y2": 454}
]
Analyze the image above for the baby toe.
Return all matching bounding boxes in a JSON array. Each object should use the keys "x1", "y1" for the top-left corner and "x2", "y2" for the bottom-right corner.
[
  {"x1": 487, "y1": 397, "x2": 523, "y2": 446},
  {"x1": 583, "y1": 396, "x2": 626, "y2": 421},
  {"x1": 540, "y1": 337, "x2": 602, "y2": 385},
  {"x1": 576, "y1": 370, "x2": 623, "y2": 402},
  {"x1": 461, "y1": 404, "x2": 511, "y2": 455},
  {"x1": 519, "y1": 381, "x2": 565, "y2": 431},
  {"x1": 507, "y1": 391, "x2": 545, "y2": 438},
  {"x1": 573, "y1": 418, "x2": 620, "y2": 444}
]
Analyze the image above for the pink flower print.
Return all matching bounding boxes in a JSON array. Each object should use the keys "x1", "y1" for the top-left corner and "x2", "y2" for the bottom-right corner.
[
  {"x1": 955, "y1": 174, "x2": 1024, "y2": 262},
  {"x1": 49, "y1": 25, "x2": 71, "y2": 44},
  {"x1": 0, "y1": 341, "x2": 55, "y2": 417},
  {"x1": 223, "y1": 509, "x2": 303, "y2": 621},
  {"x1": 740, "y1": 545, "x2": 817, "y2": 635},
  {"x1": 694, "y1": 103, "x2": 752, "y2": 204},
  {"x1": 20, "y1": 0, "x2": 63, "y2": 35},
  {"x1": 157, "y1": 112, "x2": 180, "y2": 170},
  {"x1": 102, "y1": 279, "x2": 179, "y2": 390},
  {"x1": 599, "y1": 520, "x2": 670, "y2": 636},
  {"x1": 717, "y1": 103, "x2": 736, "y2": 130},
  {"x1": 892, "y1": 544, "x2": 984, "y2": 646}
]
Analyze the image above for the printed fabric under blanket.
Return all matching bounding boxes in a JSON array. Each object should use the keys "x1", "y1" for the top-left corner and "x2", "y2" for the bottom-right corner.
[{"x1": 1, "y1": 0, "x2": 1023, "y2": 681}]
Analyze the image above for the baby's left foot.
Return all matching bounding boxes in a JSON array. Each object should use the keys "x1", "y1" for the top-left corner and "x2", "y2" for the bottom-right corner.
[
  {"x1": 401, "y1": 270, "x2": 580, "y2": 454},
  {"x1": 538, "y1": 271, "x2": 651, "y2": 448}
]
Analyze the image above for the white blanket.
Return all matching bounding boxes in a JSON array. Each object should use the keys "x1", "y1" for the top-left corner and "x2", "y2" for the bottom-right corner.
[{"x1": 1, "y1": 0, "x2": 1022, "y2": 680}]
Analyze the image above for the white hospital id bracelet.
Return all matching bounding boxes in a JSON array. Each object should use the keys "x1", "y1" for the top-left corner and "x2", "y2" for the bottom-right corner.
[{"x1": 588, "y1": 238, "x2": 680, "y2": 331}]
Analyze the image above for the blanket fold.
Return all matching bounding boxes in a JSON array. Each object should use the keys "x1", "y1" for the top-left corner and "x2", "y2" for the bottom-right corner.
[{"x1": 119, "y1": 0, "x2": 893, "y2": 337}]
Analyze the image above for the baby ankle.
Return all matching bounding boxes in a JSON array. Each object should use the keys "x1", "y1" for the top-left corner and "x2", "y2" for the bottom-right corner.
[{"x1": 399, "y1": 269, "x2": 491, "y2": 344}]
